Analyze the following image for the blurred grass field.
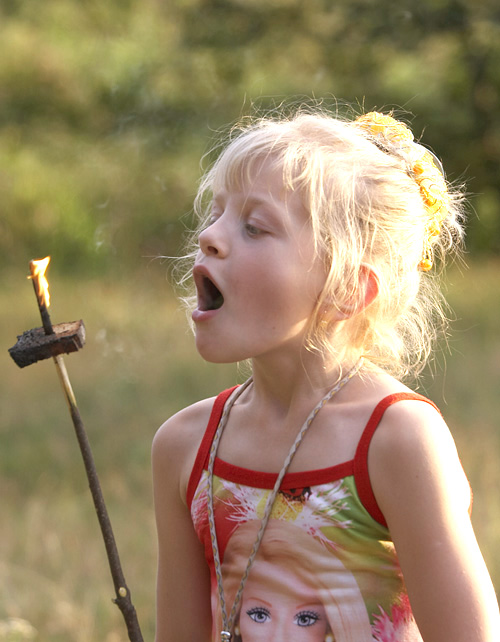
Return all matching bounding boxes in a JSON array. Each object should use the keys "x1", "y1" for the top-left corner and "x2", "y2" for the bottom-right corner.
[{"x1": 1, "y1": 258, "x2": 499, "y2": 641}]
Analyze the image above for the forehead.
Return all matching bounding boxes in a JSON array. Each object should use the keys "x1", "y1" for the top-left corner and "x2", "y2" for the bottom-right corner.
[
  {"x1": 212, "y1": 146, "x2": 283, "y2": 193},
  {"x1": 210, "y1": 123, "x2": 302, "y2": 189},
  {"x1": 211, "y1": 134, "x2": 307, "y2": 207},
  {"x1": 204, "y1": 129, "x2": 322, "y2": 248},
  {"x1": 214, "y1": 156, "x2": 313, "y2": 233}
]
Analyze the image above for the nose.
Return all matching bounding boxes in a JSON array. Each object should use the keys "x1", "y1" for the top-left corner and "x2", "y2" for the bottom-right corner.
[
  {"x1": 272, "y1": 619, "x2": 288, "y2": 642},
  {"x1": 198, "y1": 218, "x2": 229, "y2": 257}
]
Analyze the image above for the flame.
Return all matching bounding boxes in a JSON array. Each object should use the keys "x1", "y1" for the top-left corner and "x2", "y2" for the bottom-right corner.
[{"x1": 29, "y1": 256, "x2": 51, "y2": 307}]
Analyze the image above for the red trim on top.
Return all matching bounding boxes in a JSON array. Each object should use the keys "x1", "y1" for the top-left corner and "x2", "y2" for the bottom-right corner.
[
  {"x1": 212, "y1": 458, "x2": 355, "y2": 491},
  {"x1": 186, "y1": 385, "x2": 356, "y2": 502},
  {"x1": 186, "y1": 387, "x2": 237, "y2": 509},
  {"x1": 353, "y1": 392, "x2": 439, "y2": 528},
  {"x1": 187, "y1": 387, "x2": 441, "y2": 530}
]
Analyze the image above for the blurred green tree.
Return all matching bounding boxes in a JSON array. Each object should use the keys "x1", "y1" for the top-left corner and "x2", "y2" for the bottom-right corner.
[{"x1": 1, "y1": 0, "x2": 499, "y2": 276}]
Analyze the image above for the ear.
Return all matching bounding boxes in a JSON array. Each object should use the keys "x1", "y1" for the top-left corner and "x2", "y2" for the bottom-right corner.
[
  {"x1": 335, "y1": 263, "x2": 380, "y2": 320},
  {"x1": 359, "y1": 262, "x2": 379, "y2": 308}
]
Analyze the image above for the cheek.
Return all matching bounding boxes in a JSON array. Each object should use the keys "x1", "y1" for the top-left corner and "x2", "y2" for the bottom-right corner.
[
  {"x1": 232, "y1": 251, "x2": 325, "y2": 330},
  {"x1": 232, "y1": 260, "x2": 287, "y2": 310}
]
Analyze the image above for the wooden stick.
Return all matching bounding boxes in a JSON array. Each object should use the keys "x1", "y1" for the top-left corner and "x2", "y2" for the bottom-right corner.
[
  {"x1": 28, "y1": 261, "x2": 144, "y2": 642},
  {"x1": 53, "y1": 355, "x2": 144, "y2": 642}
]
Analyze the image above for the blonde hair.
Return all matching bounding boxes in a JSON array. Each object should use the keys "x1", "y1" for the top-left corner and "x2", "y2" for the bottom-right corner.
[{"x1": 177, "y1": 107, "x2": 465, "y2": 379}]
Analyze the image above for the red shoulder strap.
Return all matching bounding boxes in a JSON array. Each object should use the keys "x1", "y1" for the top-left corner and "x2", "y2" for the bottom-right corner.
[
  {"x1": 353, "y1": 392, "x2": 439, "y2": 528},
  {"x1": 186, "y1": 387, "x2": 238, "y2": 509}
]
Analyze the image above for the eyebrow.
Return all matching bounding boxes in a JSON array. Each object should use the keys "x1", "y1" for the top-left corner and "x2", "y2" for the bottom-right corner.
[
  {"x1": 245, "y1": 597, "x2": 273, "y2": 607},
  {"x1": 213, "y1": 192, "x2": 286, "y2": 226},
  {"x1": 213, "y1": 192, "x2": 278, "y2": 209},
  {"x1": 246, "y1": 195, "x2": 283, "y2": 215}
]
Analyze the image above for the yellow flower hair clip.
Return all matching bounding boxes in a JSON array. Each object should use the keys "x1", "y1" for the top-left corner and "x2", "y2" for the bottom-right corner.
[{"x1": 354, "y1": 112, "x2": 450, "y2": 271}]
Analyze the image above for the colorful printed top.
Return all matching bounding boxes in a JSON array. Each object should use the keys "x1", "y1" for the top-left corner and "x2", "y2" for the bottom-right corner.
[{"x1": 187, "y1": 389, "x2": 440, "y2": 642}]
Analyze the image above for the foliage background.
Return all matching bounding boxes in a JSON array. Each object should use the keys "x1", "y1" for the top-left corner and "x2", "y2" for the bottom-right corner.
[{"x1": 1, "y1": 1, "x2": 499, "y2": 640}]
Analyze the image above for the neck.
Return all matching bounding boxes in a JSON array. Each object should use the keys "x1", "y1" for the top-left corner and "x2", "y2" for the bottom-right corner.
[{"x1": 247, "y1": 347, "x2": 360, "y2": 416}]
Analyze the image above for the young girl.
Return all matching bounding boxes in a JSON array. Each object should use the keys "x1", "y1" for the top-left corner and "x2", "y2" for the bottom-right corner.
[{"x1": 152, "y1": 108, "x2": 500, "y2": 642}]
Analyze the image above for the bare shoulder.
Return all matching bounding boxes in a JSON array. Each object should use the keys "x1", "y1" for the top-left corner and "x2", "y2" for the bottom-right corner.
[
  {"x1": 369, "y1": 397, "x2": 471, "y2": 523},
  {"x1": 370, "y1": 398, "x2": 457, "y2": 468},
  {"x1": 152, "y1": 396, "x2": 217, "y2": 503},
  {"x1": 153, "y1": 396, "x2": 216, "y2": 457}
]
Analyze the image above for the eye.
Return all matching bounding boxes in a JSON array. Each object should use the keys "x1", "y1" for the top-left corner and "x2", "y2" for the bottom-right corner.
[
  {"x1": 244, "y1": 222, "x2": 264, "y2": 237},
  {"x1": 294, "y1": 610, "x2": 321, "y2": 627},
  {"x1": 246, "y1": 606, "x2": 271, "y2": 624}
]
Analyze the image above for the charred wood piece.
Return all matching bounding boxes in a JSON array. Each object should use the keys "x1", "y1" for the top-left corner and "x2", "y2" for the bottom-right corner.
[{"x1": 9, "y1": 320, "x2": 86, "y2": 368}]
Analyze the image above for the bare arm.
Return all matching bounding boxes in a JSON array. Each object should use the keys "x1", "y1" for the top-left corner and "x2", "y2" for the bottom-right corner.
[
  {"x1": 370, "y1": 401, "x2": 500, "y2": 642},
  {"x1": 152, "y1": 402, "x2": 214, "y2": 642}
]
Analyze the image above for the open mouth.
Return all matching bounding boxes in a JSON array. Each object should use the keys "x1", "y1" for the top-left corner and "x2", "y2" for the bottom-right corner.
[{"x1": 198, "y1": 275, "x2": 224, "y2": 311}]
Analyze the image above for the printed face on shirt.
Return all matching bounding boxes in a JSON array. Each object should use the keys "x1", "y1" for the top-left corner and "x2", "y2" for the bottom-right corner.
[
  {"x1": 238, "y1": 559, "x2": 329, "y2": 642},
  {"x1": 192, "y1": 157, "x2": 327, "y2": 364}
]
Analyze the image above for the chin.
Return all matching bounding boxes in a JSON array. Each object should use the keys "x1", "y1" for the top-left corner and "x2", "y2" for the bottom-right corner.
[
  {"x1": 195, "y1": 339, "x2": 242, "y2": 365},
  {"x1": 199, "y1": 353, "x2": 238, "y2": 365}
]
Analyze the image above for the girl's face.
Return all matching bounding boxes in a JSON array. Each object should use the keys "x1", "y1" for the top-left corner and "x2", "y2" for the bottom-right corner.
[
  {"x1": 192, "y1": 158, "x2": 327, "y2": 364},
  {"x1": 238, "y1": 559, "x2": 329, "y2": 641}
]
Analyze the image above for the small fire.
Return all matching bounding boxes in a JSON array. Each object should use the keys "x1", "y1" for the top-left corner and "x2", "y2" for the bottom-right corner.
[{"x1": 29, "y1": 256, "x2": 51, "y2": 308}]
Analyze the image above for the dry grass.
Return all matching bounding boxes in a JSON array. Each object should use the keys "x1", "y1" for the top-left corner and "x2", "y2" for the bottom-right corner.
[
  {"x1": 1, "y1": 258, "x2": 498, "y2": 640},
  {"x1": 1, "y1": 261, "x2": 237, "y2": 641},
  {"x1": 420, "y1": 257, "x2": 500, "y2": 589}
]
